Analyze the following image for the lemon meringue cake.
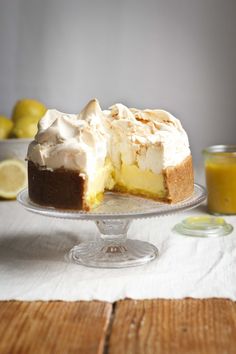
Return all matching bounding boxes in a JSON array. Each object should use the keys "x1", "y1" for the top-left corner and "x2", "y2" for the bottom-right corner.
[{"x1": 27, "y1": 99, "x2": 194, "y2": 210}]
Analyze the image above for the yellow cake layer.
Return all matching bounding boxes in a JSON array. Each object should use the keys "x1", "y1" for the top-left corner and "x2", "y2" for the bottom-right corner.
[
  {"x1": 113, "y1": 163, "x2": 166, "y2": 198},
  {"x1": 85, "y1": 160, "x2": 114, "y2": 208},
  {"x1": 85, "y1": 161, "x2": 167, "y2": 208}
]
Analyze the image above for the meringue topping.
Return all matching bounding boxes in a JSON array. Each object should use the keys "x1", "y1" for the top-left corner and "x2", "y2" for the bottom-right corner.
[{"x1": 27, "y1": 99, "x2": 191, "y2": 177}]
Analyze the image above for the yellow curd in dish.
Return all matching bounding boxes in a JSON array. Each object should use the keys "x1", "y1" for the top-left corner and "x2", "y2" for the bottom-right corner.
[{"x1": 205, "y1": 153, "x2": 236, "y2": 214}]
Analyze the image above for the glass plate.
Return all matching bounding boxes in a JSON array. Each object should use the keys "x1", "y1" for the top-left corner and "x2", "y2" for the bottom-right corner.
[
  {"x1": 17, "y1": 184, "x2": 206, "y2": 268},
  {"x1": 18, "y1": 184, "x2": 206, "y2": 220}
]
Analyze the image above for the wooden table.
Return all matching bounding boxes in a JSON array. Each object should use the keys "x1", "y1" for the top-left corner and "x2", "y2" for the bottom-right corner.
[{"x1": 1, "y1": 299, "x2": 235, "y2": 353}]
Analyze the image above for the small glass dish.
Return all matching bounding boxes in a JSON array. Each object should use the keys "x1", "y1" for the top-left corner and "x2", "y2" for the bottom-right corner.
[
  {"x1": 173, "y1": 215, "x2": 233, "y2": 238},
  {"x1": 203, "y1": 145, "x2": 236, "y2": 215}
]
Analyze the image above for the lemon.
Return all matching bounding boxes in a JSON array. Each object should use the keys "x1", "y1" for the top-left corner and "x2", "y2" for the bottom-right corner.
[
  {"x1": 11, "y1": 115, "x2": 38, "y2": 138},
  {"x1": 12, "y1": 99, "x2": 46, "y2": 123},
  {"x1": 0, "y1": 159, "x2": 27, "y2": 199},
  {"x1": 0, "y1": 116, "x2": 13, "y2": 139}
]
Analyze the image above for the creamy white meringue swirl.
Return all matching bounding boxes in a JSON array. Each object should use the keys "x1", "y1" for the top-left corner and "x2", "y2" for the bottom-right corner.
[
  {"x1": 103, "y1": 104, "x2": 190, "y2": 173},
  {"x1": 27, "y1": 99, "x2": 191, "y2": 176},
  {"x1": 27, "y1": 99, "x2": 108, "y2": 176}
]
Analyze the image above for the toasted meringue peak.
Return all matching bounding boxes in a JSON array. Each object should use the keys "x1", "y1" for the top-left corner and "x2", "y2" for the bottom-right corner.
[{"x1": 78, "y1": 98, "x2": 103, "y2": 123}]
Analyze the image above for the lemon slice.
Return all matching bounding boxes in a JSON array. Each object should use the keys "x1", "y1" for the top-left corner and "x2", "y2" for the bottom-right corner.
[{"x1": 0, "y1": 159, "x2": 27, "y2": 199}]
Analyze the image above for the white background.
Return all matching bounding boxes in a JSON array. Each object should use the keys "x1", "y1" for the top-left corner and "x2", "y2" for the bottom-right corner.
[{"x1": 0, "y1": 0, "x2": 235, "y2": 169}]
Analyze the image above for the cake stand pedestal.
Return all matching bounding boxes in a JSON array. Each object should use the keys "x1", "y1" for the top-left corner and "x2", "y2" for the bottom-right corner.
[
  {"x1": 17, "y1": 184, "x2": 206, "y2": 268},
  {"x1": 68, "y1": 219, "x2": 158, "y2": 267}
]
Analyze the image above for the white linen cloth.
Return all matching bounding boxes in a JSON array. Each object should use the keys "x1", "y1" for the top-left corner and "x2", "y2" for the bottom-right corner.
[{"x1": 0, "y1": 200, "x2": 235, "y2": 302}]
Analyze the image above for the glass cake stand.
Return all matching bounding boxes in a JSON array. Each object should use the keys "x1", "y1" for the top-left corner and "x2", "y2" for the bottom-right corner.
[{"x1": 17, "y1": 184, "x2": 206, "y2": 268}]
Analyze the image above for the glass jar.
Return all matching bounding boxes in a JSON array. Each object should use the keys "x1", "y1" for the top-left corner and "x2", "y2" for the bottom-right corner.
[{"x1": 203, "y1": 145, "x2": 236, "y2": 214}]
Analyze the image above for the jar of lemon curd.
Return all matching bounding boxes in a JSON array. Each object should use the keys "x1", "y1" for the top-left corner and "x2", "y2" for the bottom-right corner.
[{"x1": 203, "y1": 145, "x2": 236, "y2": 214}]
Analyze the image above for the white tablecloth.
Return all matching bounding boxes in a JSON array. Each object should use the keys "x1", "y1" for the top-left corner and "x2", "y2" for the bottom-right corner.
[{"x1": 0, "y1": 200, "x2": 235, "y2": 302}]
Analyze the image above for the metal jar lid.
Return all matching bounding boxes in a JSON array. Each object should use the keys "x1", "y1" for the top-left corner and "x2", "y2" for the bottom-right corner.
[{"x1": 203, "y1": 145, "x2": 236, "y2": 154}]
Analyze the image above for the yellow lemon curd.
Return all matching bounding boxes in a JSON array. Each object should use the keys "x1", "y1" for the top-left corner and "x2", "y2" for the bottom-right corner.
[
  {"x1": 114, "y1": 163, "x2": 166, "y2": 198},
  {"x1": 205, "y1": 152, "x2": 236, "y2": 214},
  {"x1": 85, "y1": 160, "x2": 167, "y2": 209}
]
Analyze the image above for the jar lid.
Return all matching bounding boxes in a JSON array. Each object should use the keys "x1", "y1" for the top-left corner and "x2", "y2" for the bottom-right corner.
[
  {"x1": 203, "y1": 145, "x2": 236, "y2": 154},
  {"x1": 173, "y1": 216, "x2": 233, "y2": 237}
]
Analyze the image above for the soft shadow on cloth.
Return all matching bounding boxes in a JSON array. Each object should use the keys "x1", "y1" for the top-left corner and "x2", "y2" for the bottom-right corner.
[{"x1": 0, "y1": 230, "x2": 94, "y2": 263}]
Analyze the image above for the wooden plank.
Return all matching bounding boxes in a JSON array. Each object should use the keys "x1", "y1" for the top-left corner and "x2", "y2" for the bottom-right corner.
[
  {"x1": 109, "y1": 299, "x2": 236, "y2": 354},
  {"x1": 0, "y1": 301, "x2": 112, "y2": 354}
]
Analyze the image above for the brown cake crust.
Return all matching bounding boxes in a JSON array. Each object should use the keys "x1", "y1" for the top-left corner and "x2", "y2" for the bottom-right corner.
[
  {"x1": 164, "y1": 155, "x2": 194, "y2": 203},
  {"x1": 28, "y1": 161, "x2": 88, "y2": 210}
]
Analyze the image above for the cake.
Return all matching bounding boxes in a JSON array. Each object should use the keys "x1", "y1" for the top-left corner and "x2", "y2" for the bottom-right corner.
[{"x1": 27, "y1": 99, "x2": 194, "y2": 210}]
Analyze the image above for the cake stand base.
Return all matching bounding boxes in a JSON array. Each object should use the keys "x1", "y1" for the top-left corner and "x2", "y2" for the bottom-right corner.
[
  {"x1": 68, "y1": 239, "x2": 158, "y2": 268},
  {"x1": 17, "y1": 185, "x2": 206, "y2": 269},
  {"x1": 67, "y1": 220, "x2": 158, "y2": 268}
]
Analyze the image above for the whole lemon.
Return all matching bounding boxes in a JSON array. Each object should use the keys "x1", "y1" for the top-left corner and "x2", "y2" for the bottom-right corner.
[
  {"x1": 0, "y1": 116, "x2": 13, "y2": 139},
  {"x1": 11, "y1": 115, "x2": 39, "y2": 138},
  {"x1": 12, "y1": 99, "x2": 46, "y2": 123}
]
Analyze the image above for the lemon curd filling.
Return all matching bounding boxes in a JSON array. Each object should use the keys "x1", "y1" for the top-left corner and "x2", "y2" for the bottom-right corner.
[
  {"x1": 85, "y1": 161, "x2": 167, "y2": 208},
  {"x1": 85, "y1": 160, "x2": 115, "y2": 208},
  {"x1": 113, "y1": 163, "x2": 166, "y2": 198}
]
